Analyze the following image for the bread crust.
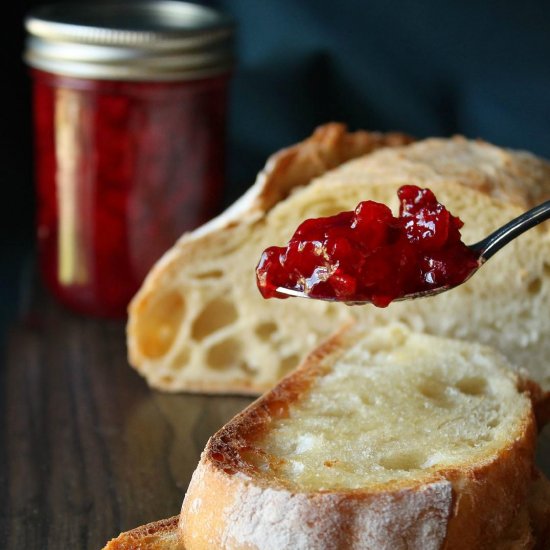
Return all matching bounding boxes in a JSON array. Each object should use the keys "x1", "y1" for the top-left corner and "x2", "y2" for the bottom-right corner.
[
  {"x1": 182, "y1": 461, "x2": 454, "y2": 550},
  {"x1": 100, "y1": 469, "x2": 550, "y2": 549},
  {"x1": 178, "y1": 326, "x2": 538, "y2": 550},
  {"x1": 247, "y1": 124, "x2": 414, "y2": 215},
  {"x1": 103, "y1": 515, "x2": 184, "y2": 549}
]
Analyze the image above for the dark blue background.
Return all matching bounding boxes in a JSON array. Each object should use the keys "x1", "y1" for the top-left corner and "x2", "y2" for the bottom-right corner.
[
  {"x1": 215, "y1": 0, "x2": 550, "y2": 202},
  {"x1": 3, "y1": 0, "x2": 550, "y2": 330}
]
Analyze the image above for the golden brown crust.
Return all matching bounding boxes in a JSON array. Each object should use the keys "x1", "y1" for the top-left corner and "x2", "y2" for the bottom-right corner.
[
  {"x1": 251, "y1": 123, "x2": 414, "y2": 213},
  {"x1": 101, "y1": 471, "x2": 550, "y2": 549},
  {"x1": 103, "y1": 516, "x2": 184, "y2": 550},
  {"x1": 515, "y1": 376, "x2": 550, "y2": 432},
  {"x1": 181, "y1": 459, "x2": 456, "y2": 550}
]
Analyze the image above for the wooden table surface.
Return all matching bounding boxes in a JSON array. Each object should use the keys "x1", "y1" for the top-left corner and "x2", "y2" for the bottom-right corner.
[
  {"x1": 1, "y1": 281, "x2": 253, "y2": 549},
  {"x1": 2, "y1": 279, "x2": 550, "y2": 549}
]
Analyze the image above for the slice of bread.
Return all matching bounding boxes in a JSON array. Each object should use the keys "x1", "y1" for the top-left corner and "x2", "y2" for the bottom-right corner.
[
  {"x1": 106, "y1": 324, "x2": 545, "y2": 550},
  {"x1": 179, "y1": 324, "x2": 538, "y2": 550},
  {"x1": 126, "y1": 129, "x2": 550, "y2": 419}
]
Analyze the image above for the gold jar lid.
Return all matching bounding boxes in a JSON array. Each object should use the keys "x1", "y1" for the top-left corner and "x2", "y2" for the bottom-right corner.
[{"x1": 24, "y1": 1, "x2": 234, "y2": 81}]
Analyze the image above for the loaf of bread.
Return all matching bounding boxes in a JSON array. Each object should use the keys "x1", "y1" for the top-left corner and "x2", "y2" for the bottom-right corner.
[
  {"x1": 107, "y1": 324, "x2": 547, "y2": 549},
  {"x1": 127, "y1": 125, "x2": 550, "y2": 420}
]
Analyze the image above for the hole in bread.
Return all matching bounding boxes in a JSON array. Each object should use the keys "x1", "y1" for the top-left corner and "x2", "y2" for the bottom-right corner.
[
  {"x1": 211, "y1": 452, "x2": 226, "y2": 462},
  {"x1": 379, "y1": 452, "x2": 425, "y2": 471},
  {"x1": 193, "y1": 269, "x2": 224, "y2": 280},
  {"x1": 206, "y1": 338, "x2": 242, "y2": 370},
  {"x1": 487, "y1": 418, "x2": 499, "y2": 428},
  {"x1": 159, "y1": 374, "x2": 174, "y2": 386},
  {"x1": 171, "y1": 348, "x2": 190, "y2": 370},
  {"x1": 527, "y1": 277, "x2": 542, "y2": 295},
  {"x1": 255, "y1": 321, "x2": 278, "y2": 341},
  {"x1": 364, "y1": 326, "x2": 408, "y2": 355},
  {"x1": 279, "y1": 354, "x2": 300, "y2": 377},
  {"x1": 455, "y1": 376, "x2": 487, "y2": 396},
  {"x1": 191, "y1": 298, "x2": 238, "y2": 342},
  {"x1": 135, "y1": 291, "x2": 185, "y2": 359},
  {"x1": 467, "y1": 433, "x2": 491, "y2": 445},
  {"x1": 417, "y1": 379, "x2": 450, "y2": 407},
  {"x1": 460, "y1": 284, "x2": 473, "y2": 294},
  {"x1": 543, "y1": 262, "x2": 550, "y2": 277},
  {"x1": 359, "y1": 394, "x2": 373, "y2": 406},
  {"x1": 323, "y1": 308, "x2": 340, "y2": 320}
]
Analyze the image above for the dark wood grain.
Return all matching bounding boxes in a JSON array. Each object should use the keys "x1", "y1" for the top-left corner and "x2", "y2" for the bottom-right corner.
[
  {"x1": 1, "y1": 280, "x2": 550, "y2": 549},
  {"x1": 0, "y1": 283, "x2": 253, "y2": 549}
]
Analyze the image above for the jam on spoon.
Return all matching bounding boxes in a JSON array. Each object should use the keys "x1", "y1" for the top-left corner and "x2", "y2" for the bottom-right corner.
[{"x1": 256, "y1": 185, "x2": 480, "y2": 307}]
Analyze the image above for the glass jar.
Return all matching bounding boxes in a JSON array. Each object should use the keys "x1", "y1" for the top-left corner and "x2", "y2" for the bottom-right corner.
[{"x1": 24, "y1": 1, "x2": 234, "y2": 318}]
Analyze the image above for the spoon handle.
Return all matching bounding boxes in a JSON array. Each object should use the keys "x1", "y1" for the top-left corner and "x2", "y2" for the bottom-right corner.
[{"x1": 471, "y1": 199, "x2": 550, "y2": 261}]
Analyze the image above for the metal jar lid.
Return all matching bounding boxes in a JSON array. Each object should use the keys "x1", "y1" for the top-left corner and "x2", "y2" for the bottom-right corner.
[{"x1": 24, "y1": 1, "x2": 234, "y2": 81}]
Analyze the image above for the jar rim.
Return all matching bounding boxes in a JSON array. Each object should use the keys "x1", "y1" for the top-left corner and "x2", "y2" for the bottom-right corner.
[{"x1": 24, "y1": 0, "x2": 235, "y2": 81}]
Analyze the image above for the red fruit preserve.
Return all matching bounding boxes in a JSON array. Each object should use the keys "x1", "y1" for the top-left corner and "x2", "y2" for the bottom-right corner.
[
  {"x1": 256, "y1": 186, "x2": 480, "y2": 307},
  {"x1": 25, "y1": 2, "x2": 234, "y2": 317}
]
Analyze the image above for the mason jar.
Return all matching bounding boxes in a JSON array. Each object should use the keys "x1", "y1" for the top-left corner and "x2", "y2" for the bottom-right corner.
[{"x1": 24, "y1": 1, "x2": 234, "y2": 317}]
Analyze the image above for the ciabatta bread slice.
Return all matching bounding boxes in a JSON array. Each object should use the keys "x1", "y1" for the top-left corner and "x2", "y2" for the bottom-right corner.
[
  {"x1": 178, "y1": 324, "x2": 538, "y2": 550},
  {"x1": 127, "y1": 132, "x2": 550, "y2": 416}
]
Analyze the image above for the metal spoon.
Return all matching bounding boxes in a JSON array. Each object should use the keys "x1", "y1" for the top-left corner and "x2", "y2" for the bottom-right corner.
[{"x1": 275, "y1": 198, "x2": 550, "y2": 304}]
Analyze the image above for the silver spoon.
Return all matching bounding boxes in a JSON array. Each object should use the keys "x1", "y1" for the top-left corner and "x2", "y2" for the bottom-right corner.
[{"x1": 275, "y1": 198, "x2": 550, "y2": 304}]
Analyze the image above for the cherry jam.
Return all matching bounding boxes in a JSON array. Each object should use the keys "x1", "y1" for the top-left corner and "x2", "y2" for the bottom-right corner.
[
  {"x1": 256, "y1": 186, "x2": 480, "y2": 307},
  {"x1": 25, "y1": 1, "x2": 233, "y2": 317},
  {"x1": 32, "y1": 69, "x2": 229, "y2": 317}
]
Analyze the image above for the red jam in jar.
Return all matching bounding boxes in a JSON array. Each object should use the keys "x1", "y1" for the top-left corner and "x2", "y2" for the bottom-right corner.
[
  {"x1": 25, "y1": 2, "x2": 233, "y2": 317},
  {"x1": 256, "y1": 186, "x2": 480, "y2": 307}
]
